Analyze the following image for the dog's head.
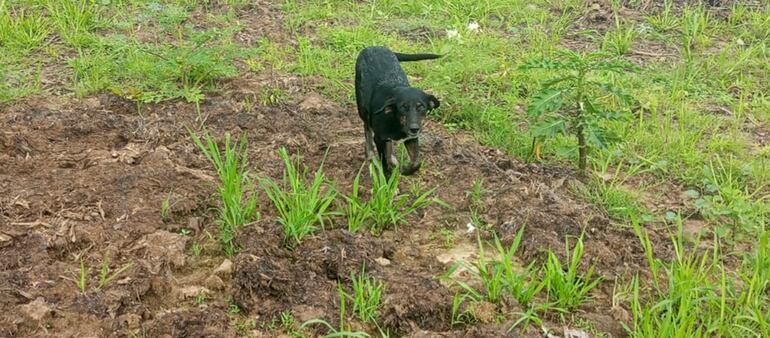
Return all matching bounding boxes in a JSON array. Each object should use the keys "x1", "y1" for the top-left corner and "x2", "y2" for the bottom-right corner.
[{"x1": 381, "y1": 88, "x2": 440, "y2": 137}]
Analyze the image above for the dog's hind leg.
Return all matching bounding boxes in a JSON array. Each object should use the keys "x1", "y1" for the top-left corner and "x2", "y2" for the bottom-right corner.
[{"x1": 401, "y1": 137, "x2": 421, "y2": 176}]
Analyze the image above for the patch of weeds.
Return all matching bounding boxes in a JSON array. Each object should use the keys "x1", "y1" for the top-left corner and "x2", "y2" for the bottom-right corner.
[
  {"x1": 574, "y1": 157, "x2": 650, "y2": 221},
  {"x1": 342, "y1": 265, "x2": 384, "y2": 324},
  {"x1": 366, "y1": 161, "x2": 441, "y2": 235},
  {"x1": 259, "y1": 84, "x2": 286, "y2": 106},
  {"x1": 439, "y1": 228, "x2": 456, "y2": 249},
  {"x1": 76, "y1": 27, "x2": 252, "y2": 103},
  {"x1": 97, "y1": 255, "x2": 132, "y2": 290},
  {"x1": 189, "y1": 128, "x2": 259, "y2": 257},
  {"x1": 0, "y1": 55, "x2": 42, "y2": 102},
  {"x1": 190, "y1": 242, "x2": 203, "y2": 256},
  {"x1": 466, "y1": 178, "x2": 489, "y2": 230},
  {"x1": 160, "y1": 190, "x2": 174, "y2": 222},
  {"x1": 627, "y1": 219, "x2": 770, "y2": 337},
  {"x1": 0, "y1": 3, "x2": 49, "y2": 50},
  {"x1": 45, "y1": 0, "x2": 101, "y2": 47},
  {"x1": 259, "y1": 147, "x2": 338, "y2": 248},
  {"x1": 680, "y1": 4, "x2": 712, "y2": 61},
  {"x1": 445, "y1": 226, "x2": 544, "y2": 307},
  {"x1": 300, "y1": 283, "x2": 371, "y2": 338},
  {"x1": 645, "y1": 0, "x2": 679, "y2": 33},
  {"x1": 542, "y1": 233, "x2": 602, "y2": 312},
  {"x1": 450, "y1": 292, "x2": 477, "y2": 327},
  {"x1": 603, "y1": 17, "x2": 637, "y2": 56},
  {"x1": 344, "y1": 165, "x2": 371, "y2": 233},
  {"x1": 64, "y1": 254, "x2": 132, "y2": 294},
  {"x1": 520, "y1": 48, "x2": 638, "y2": 171},
  {"x1": 195, "y1": 291, "x2": 207, "y2": 305},
  {"x1": 68, "y1": 257, "x2": 88, "y2": 294}
]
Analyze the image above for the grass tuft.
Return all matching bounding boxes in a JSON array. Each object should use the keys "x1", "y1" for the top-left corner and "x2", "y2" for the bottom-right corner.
[
  {"x1": 189, "y1": 127, "x2": 259, "y2": 256},
  {"x1": 260, "y1": 147, "x2": 337, "y2": 248}
]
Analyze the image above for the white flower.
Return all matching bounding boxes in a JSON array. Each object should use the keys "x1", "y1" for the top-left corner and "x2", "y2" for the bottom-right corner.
[
  {"x1": 467, "y1": 21, "x2": 480, "y2": 31},
  {"x1": 466, "y1": 222, "x2": 476, "y2": 234},
  {"x1": 446, "y1": 29, "x2": 459, "y2": 39}
]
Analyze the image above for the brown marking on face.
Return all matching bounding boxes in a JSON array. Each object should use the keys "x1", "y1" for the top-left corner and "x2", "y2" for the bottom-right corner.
[{"x1": 399, "y1": 115, "x2": 407, "y2": 126}]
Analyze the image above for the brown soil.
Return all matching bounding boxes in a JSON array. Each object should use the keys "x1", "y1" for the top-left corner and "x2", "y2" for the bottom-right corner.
[
  {"x1": 0, "y1": 84, "x2": 674, "y2": 337},
  {"x1": 0, "y1": 1, "x2": 720, "y2": 338}
]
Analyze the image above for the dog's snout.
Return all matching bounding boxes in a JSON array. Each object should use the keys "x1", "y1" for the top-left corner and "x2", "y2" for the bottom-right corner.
[{"x1": 409, "y1": 127, "x2": 420, "y2": 134}]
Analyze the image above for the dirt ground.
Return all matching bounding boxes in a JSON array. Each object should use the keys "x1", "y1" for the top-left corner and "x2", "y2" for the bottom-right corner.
[
  {"x1": 0, "y1": 1, "x2": 720, "y2": 337},
  {"x1": 0, "y1": 84, "x2": 677, "y2": 337}
]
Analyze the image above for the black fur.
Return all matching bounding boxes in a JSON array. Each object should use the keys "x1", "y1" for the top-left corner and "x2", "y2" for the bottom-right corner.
[{"x1": 354, "y1": 46, "x2": 441, "y2": 176}]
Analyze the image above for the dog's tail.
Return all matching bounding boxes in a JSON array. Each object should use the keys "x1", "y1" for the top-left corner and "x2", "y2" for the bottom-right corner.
[{"x1": 394, "y1": 52, "x2": 442, "y2": 62}]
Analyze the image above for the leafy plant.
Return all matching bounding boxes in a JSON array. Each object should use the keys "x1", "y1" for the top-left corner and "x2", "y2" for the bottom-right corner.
[
  {"x1": 344, "y1": 165, "x2": 371, "y2": 233},
  {"x1": 367, "y1": 161, "x2": 440, "y2": 235},
  {"x1": 46, "y1": 0, "x2": 100, "y2": 47},
  {"x1": 342, "y1": 264, "x2": 384, "y2": 324},
  {"x1": 450, "y1": 292, "x2": 476, "y2": 327},
  {"x1": 189, "y1": 128, "x2": 259, "y2": 256},
  {"x1": 300, "y1": 283, "x2": 371, "y2": 338},
  {"x1": 519, "y1": 49, "x2": 638, "y2": 171},
  {"x1": 603, "y1": 17, "x2": 637, "y2": 56},
  {"x1": 542, "y1": 233, "x2": 602, "y2": 312},
  {"x1": 0, "y1": 4, "x2": 49, "y2": 50},
  {"x1": 160, "y1": 190, "x2": 174, "y2": 221},
  {"x1": 444, "y1": 226, "x2": 544, "y2": 309},
  {"x1": 260, "y1": 147, "x2": 337, "y2": 248},
  {"x1": 71, "y1": 257, "x2": 88, "y2": 294},
  {"x1": 97, "y1": 255, "x2": 133, "y2": 290}
]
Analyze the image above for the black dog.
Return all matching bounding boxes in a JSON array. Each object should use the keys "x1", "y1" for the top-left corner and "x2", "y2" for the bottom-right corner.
[{"x1": 355, "y1": 46, "x2": 441, "y2": 176}]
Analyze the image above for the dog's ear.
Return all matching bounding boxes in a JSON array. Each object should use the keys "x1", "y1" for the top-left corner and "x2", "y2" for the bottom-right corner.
[
  {"x1": 424, "y1": 93, "x2": 440, "y2": 110},
  {"x1": 376, "y1": 98, "x2": 396, "y2": 115}
]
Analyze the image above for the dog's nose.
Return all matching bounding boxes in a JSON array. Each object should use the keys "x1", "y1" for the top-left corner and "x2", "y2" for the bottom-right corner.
[{"x1": 410, "y1": 127, "x2": 420, "y2": 134}]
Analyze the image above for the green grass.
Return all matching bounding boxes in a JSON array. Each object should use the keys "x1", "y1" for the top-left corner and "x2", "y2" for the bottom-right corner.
[
  {"x1": 64, "y1": 254, "x2": 132, "y2": 294},
  {"x1": 366, "y1": 162, "x2": 440, "y2": 235},
  {"x1": 260, "y1": 147, "x2": 338, "y2": 248},
  {"x1": 542, "y1": 233, "x2": 602, "y2": 312},
  {"x1": 300, "y1": 283, "x2": 371, "y2": 338},
  {"x1": 189, "y1": 128, "x2": 259, "y2": 257},
  {"x1": 627, "y1": 220, "x2": 770, "y2": 337},
  {"x1": 342, "y1": 265, "x2": 384, "y2": 324}
]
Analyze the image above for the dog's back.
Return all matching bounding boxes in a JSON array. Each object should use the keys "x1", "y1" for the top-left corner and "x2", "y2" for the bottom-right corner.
[{"x1": 355, "y1": 46, "x2": 409, "y2": 120}]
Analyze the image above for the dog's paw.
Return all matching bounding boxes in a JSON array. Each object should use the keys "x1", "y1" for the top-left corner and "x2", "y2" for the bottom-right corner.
[
  {"x1": 400, "y1": 162, "x2": 422, "y2": 176},
  {"x1": 388, "y1": 154, "x2": 399, "y2": 167}
]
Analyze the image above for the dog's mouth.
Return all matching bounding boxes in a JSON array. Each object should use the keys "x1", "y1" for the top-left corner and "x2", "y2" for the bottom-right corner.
[{"x1": 407, "y1": 128, "x2": 421, "y2": 137}]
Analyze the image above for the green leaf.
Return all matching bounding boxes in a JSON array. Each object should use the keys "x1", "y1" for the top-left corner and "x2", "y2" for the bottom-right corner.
[
  {"x1": 594, "y1": 81, "x2": 636, "y2": 106},
  {"x1": 541, "y1": 75, "x2": 577, "y2": 88},
  {"x1": 518, "y1": 58, "x2": 572, "y2": 71},
  {"x1": 526, "y1": 88, "x2": 566, "y2": 118},
  {"x1": 582, "y1": 121, "x2": 619, "y2": 149},
  {"x1": 530, "y1": 116, "x2": 567, "y2": 139},
  {"x1": 589, "y1": 59, "x2": 640, "y2": 73}
]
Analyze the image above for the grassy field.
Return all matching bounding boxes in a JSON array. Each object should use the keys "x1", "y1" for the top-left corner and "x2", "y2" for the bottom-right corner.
[{"x1": 1, "y1": 0, "x2": 769, "y2": 337}]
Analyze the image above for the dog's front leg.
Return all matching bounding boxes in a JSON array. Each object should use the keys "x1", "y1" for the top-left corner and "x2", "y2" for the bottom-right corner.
[
  {"x1": 401, "y1": 137, "x2": 421, "y2": 176},
  {"x1": 364, "y1": 125, "x2": 376, "y2": 160},
  {"x1": 386, "y1": 140, "x2": 398, "y2": 168},
  {"x1": 375, "y1": 138, "x2": 392, "y2": 176}
]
